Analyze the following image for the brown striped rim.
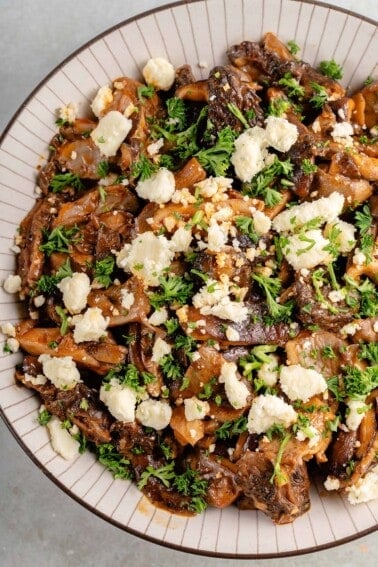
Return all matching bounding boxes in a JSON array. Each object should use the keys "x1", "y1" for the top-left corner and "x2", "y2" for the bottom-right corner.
[{"x1": 0, "y1": 0, "x2": 377, "y2": 558}]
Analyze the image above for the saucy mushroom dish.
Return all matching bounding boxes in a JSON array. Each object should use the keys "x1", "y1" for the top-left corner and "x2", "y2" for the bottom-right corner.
[{"x1": 2, "y1": 32, "x2": 378, "y2": 524}]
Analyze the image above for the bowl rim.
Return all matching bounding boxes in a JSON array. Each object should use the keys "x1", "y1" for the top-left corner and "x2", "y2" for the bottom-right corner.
[{"x1": 0, "y1": 0, "x2": 377, "y2": 559}]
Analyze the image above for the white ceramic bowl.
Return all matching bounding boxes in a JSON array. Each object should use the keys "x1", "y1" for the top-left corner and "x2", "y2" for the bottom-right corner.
[{"x1": 0, "y1": 0, "x2": 377, "y2": 558}]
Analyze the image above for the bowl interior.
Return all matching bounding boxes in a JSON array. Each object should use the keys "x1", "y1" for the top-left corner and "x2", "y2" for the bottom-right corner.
[{"x1": 0, "y1": 0, "x2": 377, "y2": 558}]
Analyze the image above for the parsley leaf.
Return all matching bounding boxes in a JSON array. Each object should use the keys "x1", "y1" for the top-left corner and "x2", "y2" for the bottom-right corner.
[
  {"x1": 355, "y1": 204, "x2": 374, "y2": 263},
  {"x1": 278, "y1": 73, "x2": 305, "y2": 98},
  {"x1": 49, "y1": 172, "x2": 84, "y2": 193},
  {"x1": 252, "y1": 273, "x2": 294, "y2": 322},
  {"x1": 149, "y1": 275, "x2": 193, "y2": 309},
  {"x1": 137, "y1": 461, "x2": 176, "y2": 489},
  {"x1": 215, "y1": 416, "x2": 248, "y2": 439},
  {"x1": 358, "y1": 343, "x2": 378, "y2": 365},
  {"x1": 318, "y1": 59, "x2": 343, "y2": 80},
  {"x1": 93, "y1": 255, "x2": 115, "y2": 288},
  {"x1": 137, "y1": 85, "x2": 155, "y2": 102},
  {"x1": 196, "y1": 126, "x2": 237, "y2": 176},
  {"x1": 235, "y1": 216, "x2": 259, "y2": 243},
  {"x1": 343, "y1": 365, "x2": 378, "y2": 400},
  {"x1": 97, "y1": 443, "x2": 133, "y2": 479},
  {"x1": 39, "y1": 225, "x2": 81, "y2": 256},
  {"x1": 131, "y1": 154, "x2": 159, "y2": 181},
  {"x1": 38, "y1": 409, "x2": 52, "y2": 426},
  {"x1": 242, "y1": 157, "x2": 294, "y2": 207},
  {"x1": 309, "y1": 82, "x2": 329, "y2": 108},
  {"x1": 165, "y1": 97, "x2": 187, "y2": 131},
  {"x1": 35, "y1": 258, "x2": 73, "y2": 294}
]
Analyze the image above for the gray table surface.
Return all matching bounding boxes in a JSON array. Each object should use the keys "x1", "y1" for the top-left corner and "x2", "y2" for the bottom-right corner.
[{"x1": 0, "y1": 1, "x2": 377, "y2": 565}]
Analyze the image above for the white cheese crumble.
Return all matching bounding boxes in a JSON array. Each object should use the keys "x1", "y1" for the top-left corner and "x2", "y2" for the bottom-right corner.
[
  {"x1": 38, "y1": 354, "x2": 81, "y2": 390},
  {"x1": 57, "y1": 272, "x2": 91, "y2": 314},
  {"x1": 116, "y1": 231, "x2": 175, "y2": 287},
  {"x1": 142, "y1": 57, "x2": 175, "y2": 91},
  {"x1": 324, "y1": 476, "x2": 341, "y2": 491},
  {"x1": 247, "y1": 394, "x2": 297, "y2": 434},
  {"x1": 340, "y1": 322, "x2": 360, "y2": 336},
  {"x1": 257, "y1": 354, "x2": 279, "y2": 387},
  {"x1": 135, "y1": 399, "x2": 172, "y2": 430},
  {"x1": 195, "y1": 176, "x2": 232, "y2": 199},
  {"x1": 330, "y1": 121, "x2": 354, "y2": 145},
  {"x1": 207, "y1": 219, "x2": 228, "y2": 252},
  {"x1": 90, "y1": 110, "x2": 132, "y2": 157},
  {"x1": 279, "y1": 364, "x2": 328, "y2": 402},
  {"x1": 218, "y1": 361, "x2": 249, "y2": 409},
  {"x1": 148, "y1": 307, "x2": 168, "y2": 326},
  {"x1": 252, "y1": 210, "x2": 271, "y2": 235},
  {"x1": 46, "y1": 415, "x2": 80, "y2": 460},
  {"x1": 225, "y1": 326, "x2": 240, "y2": 341},
  {"x1": 192, "y1": 279, "x2": 249, "y2": 323},
  {"x1": 328, "y1": 289, "x2": 345, "y2": 303},
  {"x1": 24, "y1": 373, "x2": 47, "y2": 386},
  {"x1": 100, "y1": 378, "x2": 137, "y2": 422},
  {"x1": 90, "y1": 85, "x2": 113, "y2": 118},
  {"x1": 135, "y1": 168, "x2": 176, "y2": 204},
  {"x1": 346, "y1": 399, "x2": 367, "y2": 431},
  {"x1": 5, "y1": 338, "x2": 19, "y2": 353},
  {"x1": 184, "y1": 396, "x2": 210, "y2": 421},
  {"x1": 264, "y1": 116, "x2": 298, "y2": 153},
  {"x1": 72, "y1": 307, "x2": 109, "y2": 343},
  {"x1": 147, "y1": 137, "x2": 165, "y2": 156},
  {"x1": 3, "y1": 274, "x2": 22, "y2": 294},
  {"x1": 272, "y1": 192, "x2": 345, "y2": 233},
  {"x1": 325, "y1": 219, "x2": 356, "y2": 253},
  {"x1": 1, "y1": 322, "x2": 16, "y2": 337},
  {"x1": 231, "y1": 126, "x2": 270, "y2": 182},
  {"x1": 170, "y1": 226, "x2": 192, "y2": 253},
  {"x1": 33, "y1": 295, "x2": 46, "y2": 308},
  {"x1": 352, "y1": 248, "x2": 367, "y2": 266},
  {"x1": 58, "y1": 102, "x2": 77, "y2": 124},
  {"x1": 151, "y1": 337, "x2": 172, "y2": 363},
  {"x1": 283, "y1": 229, "x2": 332, "y2": 271},
  {"x1": 346, "y1": 465, "x2": 378, "y2": 504},
  {"x1": 120, "y1": 289, "x2": 135, "y2": 311}
]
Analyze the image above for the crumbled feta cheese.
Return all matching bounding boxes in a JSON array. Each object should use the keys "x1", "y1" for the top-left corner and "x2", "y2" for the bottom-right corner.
[
  {"x1": 148, "y1": 307, "x2": 168, "y2": 326},
  {"x1": 264, "y1": 116, "x2": 298, "y2": 152},
  {"x1": 247, "y1": 394, "x2": 297, "y2": 434},
  {"x1": 90, "y1": 85, "x2": 113, "y2": 117},
  {"x1": 120, "y1": 289, "x2": 135, "y2": 311},
  {"x1": 72, "y1": 307, "x2": 109, "y2": 343},
  {"x1": 135, "y1": 168, "x2": 175, "y2": 204},
  {"x1": 195, "y1": 176, "x2": 232, "y2": 199},
  {"x1": 116, "y1": 231, "x2": 175, "y2": 287},
  {"x1": 25, "y1": 373, "x2": 47, "y2": 386},
  {"x1": 90, "y1": 110, "x2": 132, "y2": 157},
  {"x1": 207, "y1": 219, "x2": 228, "y2": 252},
  {"x1": 3, "y1": 274, "x2": 22, "y2": 294},
  {"x1": 346, "y1": 465, "x2": 378, "y2": 504},
  {"x1": 58, "y1": 102, "x2": 77, "y2": 124},
  {"x1": 57, "y1": 272, "x2": 91, "y2": 314},
  {"x1": 373, "y1": 321, "x2": 378, "y2": 333},
  {"x1": 279, "y1": 364, "x2": 327, "y2": 402},
  {"x1": 5, "y1": 338, "x2": 19, "y2": 353},
  {"x1": 142, "y1": 57, "x2": 175, "y2": 91},
  {"x1": 1, "y1": 322, "x2": 16, "y2": 337},
  {"x1": 151, "y1": 337, "x2": 172, "y2": 363},
  {"x1": 325, "y1": 219, "x2": 356, "y2": 253},
  {"x1": 272, "y1": 192, "x2": 345, "y2": 233},
  {"x1": 231, "y1": 126, "x2": 270, "y2": 182},
  {"x1": 38, "y1": 354, "x2": 81, "y2": 390},
  {"x1": 46, "y1": 415, "x2": 80, "y2": 460},
  {"x1": 352, "y1": 248, "x2": 367, "y2": 266},
  {"x1": 184, "y1": 396, "x2": 210, "y2": 421},
  {"x1": 136, "y1": 399, "x2": 172, "y2": 430},
  {"x1": 225, "y1": 326, "x2": 240, "y2": 341},
  {"x1": 100, "y1": 378, "x2": 137, "y2": 422},
  {"x1": 170, "y1": 226, "x2": 192, "y2": 253},
  {"x1": 33, "y1": 295, "x2": 46, "y2": 308},
  {"x1": 324, "y1": 476, "x2": 341, "y2": 491},
  {"x1": 171, "y1": 187, "x2": 197, "y2": 206},
  {"x1": 192, "y1": 279, "x2": 249, "y2": 323},
  {"x1": 147, "y1": 137, "x2": 165, "y2": 156},
  {"x1": 283, "y1": 229, "x2": 332, "y2": 271},
  {"x1": 328, "y1": 289, "x2": 345, "y2": 303},
  {"x1": 340, "y1": 322, "x2": 360, "y2": 336},
  {"x1": 252, "y1": 210, "x2": 271, "y2": 235},
  {"x1": 257, "y1": 355, "x2": 279, "y2": 387},
  {"x1": 218, "y1": 361, "x2": 249, "y2": 409},
  {"x1": 346, "y1": 399, "x2": 367, "y2": 431},
  {"x1": 330, "y1": 121, "x2": 354, "y2": 145}
]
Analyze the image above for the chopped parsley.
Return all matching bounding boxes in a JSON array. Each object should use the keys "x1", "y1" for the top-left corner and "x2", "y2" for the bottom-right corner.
[
  {"x1": 309, "y1": 82, "x2": 329, "y2": 108},
  {"x1": 137, "y1": 85, "x2": 155, "y2": 102},
  {"x1": 355, "y1": 204, "x2": 374, "y2": 263},
  {"x1": 235, "y1": 216, "x2": 259, "y2": 243},
  {"x1": 252, "y1": 273, "x2": 294, "y2": 322},
  {"x1": 215, "y1": 416, "x2": 248, "y2": 439},
  {"x1": 96, "y1": 160, "x2": 110, "y2": 178},
  {"x1": 318, "y1": 59, "x2": 343, "y2": 80},
  {"x1": 92, "y1": 255, "x2": 115, "y2": 288},
  {"x1": 278, "y1": 73, "x2": 305, "y2": 98},
  {"x1": 35, "y1": 258, "x2": 73, "y2": 294},
  {"x1": 39, "y1": 225, "x2": 81, "y2": 256},
  {"x1": 131, "y1": 154, "x2": 159, "y2": 181},
  {"x1": 49, "y1": 172, "x2": 84, "y2": 193},
  {"x1": 38, "y1": 409, "x2": 52, "y2": 426},
  {"x1": 242, "y1": 157, "x2": 294, "y2": 207},
  {"x1": 97, "y1": 443, "x2": 133, "y2": 480},
  {"x1": 149, "y1": 275, "x2": 194, "y2": 309},
  {"x1": 195, "y1": 126, "x2": 237, "y2": 176}
]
